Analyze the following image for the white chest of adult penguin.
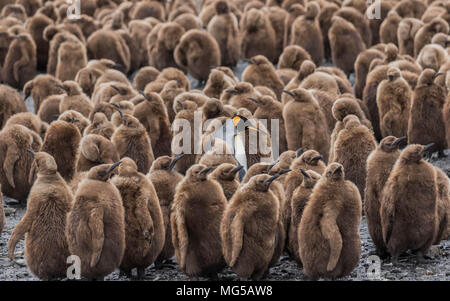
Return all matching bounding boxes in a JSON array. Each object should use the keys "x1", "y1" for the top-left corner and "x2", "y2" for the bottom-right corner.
[{"x1": 205, "y1": 114, "x2": 269, "y2": 180}]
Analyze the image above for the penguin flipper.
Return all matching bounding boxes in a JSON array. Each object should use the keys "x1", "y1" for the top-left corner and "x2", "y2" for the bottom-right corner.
[
  {"x1": 3, "y1": 145, "x2": 19, "y2": 189},
  {"x1": 135, "y1": 194, "x2": 154, "y2": 257},
  {"x1": 230, "y1": 212, "x2": 245, "y2": 267},
  {"x1": 8, "y1": 212, "x2": 33, "y2": 260},
  {"x1": 320, "y1": 207, "x2": 342, "y2": 272},
  {"x1": 88, "y1": 207, "x2": 104, "y2": 268},
  {"x1": 380, "y1": 188, "x2": 395, "y2": 246},
  {"x1": 172, "y1": 194, "x2": 189, "y2": 270}
]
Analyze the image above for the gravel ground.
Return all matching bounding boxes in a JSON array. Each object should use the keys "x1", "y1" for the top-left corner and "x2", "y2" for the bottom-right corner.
[{"x1": 1, "y1": 150, "x2": 449, "y2": 281}]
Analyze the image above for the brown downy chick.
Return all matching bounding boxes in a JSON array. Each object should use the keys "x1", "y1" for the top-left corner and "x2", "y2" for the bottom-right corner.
[
  {"x1": 133, "y1": 91, "x2": 172, "y2": 159},
  {"x1": 209, "y1": 163, "x2": 243, "y2": 201},
  {"x1": 299, "y1": 163, "x2": 362, "y2": 279},
  {"x1": 289, "y1": 169, "x2": 321, "y2": 265},
  {"x1": 84, "y1": 112, "x2": 115, "y2": 140},
  {"x1": 408, "y1": 69, "x2": 447, "y2": 155},
  {"x1": 282, "y1": 88, "x2": 330, "y2": 160},
  {"x1": 148, "y1": 155, "x2": 184, "y2": 266},
  {"x1": 333, "y1": 114, "x2": 377, "y2": 198},
  {"x1": 58, "y1": 81, "x2": 93, "y2": 118},
  {"x1": 76, "y1": 134, "x2": 119, "y2": 173},
  {"x1": 381, "y1": 144, "x2": 439, "y2": 264},
  {"x1": 41, "y1": 119, "x2": 81, "y2": 182},
  {"x1": 172, "y1": 164, "x2": 227, "y2": 278},
  {"x1": 8, "y1": 151, "x2": 73, "y2": 280},
  {"x1": 66, "y1": 162, "x2": 125, "y2": 280},
  {"x1": 221, "y1": 173, "x2": 282, "y2": 280},
  {"x1": 112, "y1": 113, "x2": 154, "y2": 174},
  {"x1": 242, "y1": 55, "x2": 284, "y2": 101},
  {"x1": 111, "y1": 157, "x2": 165, "y2": 279},
  {"x1": 365, "y1": 136, "x2": 404, "y2": 257}
]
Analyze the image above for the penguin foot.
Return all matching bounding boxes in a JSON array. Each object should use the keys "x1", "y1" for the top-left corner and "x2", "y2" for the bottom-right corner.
[
  {"x1": 119, "y1": 269, "x2": 132, "y2": 278},
  {"x1": 137, "y1": 267, "x2": 146, "y2": 280},
  {"x1": 416, "y1": 252, "x2": 437, "y2": 265}
]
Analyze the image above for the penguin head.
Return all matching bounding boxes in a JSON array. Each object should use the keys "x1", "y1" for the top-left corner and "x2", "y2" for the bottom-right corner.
[
  {"x1": 88, "y1": 161, "x2": 122, "y2": 181},
  {"x1": 92, "y1": 112, "x2": 108, "y2": 127},
  {"x1": 248, "y1": 95, "x2": 275, "y2": 109},
  {"x1": 387, "y1": 67, "x2": 401, "y2": 82},
  {"x1": 203, "y1": 99, "x2": 225, "y2": 120},
  {"x1": 117, "y1": 157, "x2": 138, "y2": 177},
  {"x1": 297, "y1": 60, "x2": 316, "y2": 81},
  {"x1": 186, "y1": 164, "x2": 215, "y2": 182},
  {"x1": 343, "y1": 114, "x2": 361, "y2": 130},
  {"x1": 380, "y1": 136, "x2": 407, "y2": 153},
  {"x1": 57, "y1": 81, "x2": 82, "y2": 96},
  {"x1": 212, "y1": 163, "x2": 243, "y2": 181},
  {"x1": 110, "y1": 83, "x2": 131, "y2": 96},
  {"x1": 325, "y1": 163, "x2": 345, "y2": 181},
  {"x1": 400, "y1": 144, "x2": 435, "y2": 163},
  {"x1": 151, "y1": 156, "x2": 172, "y2": 171},
  {"x1": 101, "y1": 59, "x2": 122, "y2": 70},
  {"x1": 431, "y1": 33, "x2": 448, "y2": 48},
  {"x1": 305, "y1": 1, "x2": 320, "y2": 19},
  {"x1": 384, "y1": 43, "x2": 399, "y2": 62},
  {"x1": 160, "y1": 23, "x2": 185, "y2": 51},
  {"x1": 418, "y1": 69, "x2": 443, "y2": 86},
  {"x1": 28, "y1": 151, "x2": 58, "y2": 176},
  {"x1": 299, "y1": 150, "x2": 324, "y2": 166},
  {"x1": 139, "y1": 90, "x2": 166, "y2": 113},
  {"x1": 287, "y1": 4, "x2": 305, "y2": 15},
  {"x1": 59, "y1": 110, "x2": 87, "y2": 134},
  {"x1": 227, "y1": 82, "x2": 253, "y2": 95},
  {"x1": 245, "y1": 8, "x2": 265, "y2": 30},
  {"x1": 251, "y1": 173, "x2": 285, "y2": 192},
  {"x1": 249, "y1": 55, "x2": 270, "y2": 66},
  {"x1": 121, "y1": 114, "x2": 144, "y2": 131},
  {"x1": 300, "y1": 169, "x2": 321, "y2": 188},
  {"x1": 282, "y1": 88, "x2": 314, "y2": 103},
  {"x1": 215, "y1": 1, "x2": 229, "y2": 14},
  {"x1": 332, "y1": 97, "x2": 362, "y2": 122}
]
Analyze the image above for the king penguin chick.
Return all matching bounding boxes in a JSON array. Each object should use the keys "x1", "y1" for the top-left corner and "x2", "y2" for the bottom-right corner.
[
  {"x1": 207, "y1": 0, "x2": 240, "y2": 67},
  {"x1": 40, "y1": 120, "x2": 81, "y2": 182},
  {"x1": 0, "y1": 84, "x2": 27, "y2": 129},
  {"x1": 221, "y1": 173, "x2": 282, "y2": 280},
  {"x1": 282, "y1": 88, "x2": 330, "y2": 161},
  {"x1": 8, "y1": 151, "x2": 73, "y2": 280},
  {"x1": 66, "y1": 162, "x2": 125, "y2": 281},
  {"x1": 328, "y1": 16, "x2": 366, "y2": 75},
  {"x1": 333, "y1": 115, "x2": 377, "y2": 198},
  {"x1": 242, "y1": 55, "x2": 284, "y2": 101},
  {"x1": 249, "y1": 95, "x2": 288, "y2": 155},
  {"x1": 84, "y1": 112, "x2": 115, "y2": 140},
  {"x1": 172, "y1": 164, "x2": 227, "y2": 278},
  {"x1": 111, "y1": 157, "x2": 164, "y2": 279},
  {"x1": 240, "y1": 8, "x2": 277, "y2": 63},
  {"x1": 2, "y1": 27, "x2": 37, "y2": 89},
  {"x1": 289, "y1": 1, "x2": 324, "y2": 66},
  {"x1": 112, "y1": 114, "x2": 154, "y2": 174},
  {"x1": 289, "y1": 169, "x2": 321, "y2": 266},
  {"x1": 133, "y1": 91, "x2": 172, "y2": 159},
  {"x1": 299, "y1": 163, "x2": 362, "y2": 279},
  {"x1": 364, "y1": 136, "x2": 405, "y2": 258},
  {"x1": 380, "y1": 144, "x2": 439, "y2": 264},
  {"x1": 148, "y1": 155, "x2": 184, "y2": 266},
  {"x1": 408, "y1": 69, "x2": 447, "y2": 155},
  {"x1": 23, "y1": 74, "x2": 63, "y2": 114},
  {"x1": 174, "y1": 29, "x2": 221, "y2": 82},
  {"x1": 0, "y1": 125, "x2": 41, "y2": 201},
  {"x1": 209, "y1": 163, "x2": 242, "y2": 201},
  {"x1": 58, "y1": 81, "x2": 93, "y2": 119},
  {"x1": 376, "y1": 67, "x2": 412, "y2": 138},
  {"x1": 76, "y1": 134, "x2": 119, "y2": 173}
]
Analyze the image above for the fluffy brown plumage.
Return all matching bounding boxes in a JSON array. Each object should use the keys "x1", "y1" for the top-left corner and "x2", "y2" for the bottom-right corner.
[
  {"x1": 299, "y1": 163, "x2": 362, "y2": 279},
  {"x1": 8, "y1": 151, "x2": 73, "y2": 280}
]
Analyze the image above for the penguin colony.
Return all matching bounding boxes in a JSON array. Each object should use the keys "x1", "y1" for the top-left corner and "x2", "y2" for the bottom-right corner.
[{"x1": 0, "y1": 0, "x2": 450, "y2": 281}]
